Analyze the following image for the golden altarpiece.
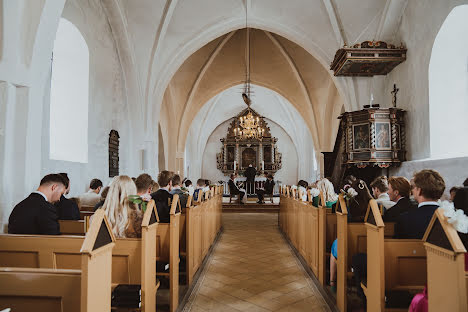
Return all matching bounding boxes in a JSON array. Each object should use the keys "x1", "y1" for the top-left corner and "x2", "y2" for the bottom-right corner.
[{"x1": 216, "y1": 107, "x2": 282, "y2": 176}]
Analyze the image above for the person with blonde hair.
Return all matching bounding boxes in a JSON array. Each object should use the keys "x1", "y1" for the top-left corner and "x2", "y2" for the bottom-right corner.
[
  {"x1": 102, "y1": 175, "x2": 142, "y2": 238},
  {"x1": 317, "y1": 178, "x2": 338, "y2": 207}
]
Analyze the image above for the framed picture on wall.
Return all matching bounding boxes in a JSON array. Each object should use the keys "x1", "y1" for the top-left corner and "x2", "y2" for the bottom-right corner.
[
  {"x1": 375, "y1": 122, "x2": 391, "y2": 149},
  {"x1": 353, "y1": 123, "x2": 370, "y2": 150}
]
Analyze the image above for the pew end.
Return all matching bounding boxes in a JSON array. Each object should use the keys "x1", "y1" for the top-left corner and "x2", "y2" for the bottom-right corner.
[{"x1": 423, "y1": 208, "x2": 468, "y2": 312}]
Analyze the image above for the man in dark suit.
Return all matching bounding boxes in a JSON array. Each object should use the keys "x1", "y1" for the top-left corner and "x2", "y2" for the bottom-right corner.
[
  {"x1": 257, "y1": 174, "x2": 275, "y2": 204},
  {"x1": 244, "y1": 164, "x2": 256, "y2": 194},
  {"x1": 8, "y1": 173, "x2": 67, "y2": 235},
  {"x1": 170, "y1": 174, "x2": 188, "y2": 210},
  {"x1": 151, "y1": 170, "x2": 174, "y2": 223},
  {"x1": 54, "y1": 173, "x2": 80, "y2": 220},
  {"x1": 394, "y1": 169, "x2": 446, "y2": 239},
  {"x1": 383, "y1": 176, "x2": 415, "y2": 222},
  {"x1": 228, "y1": 173, "x2": 245, "y2": 204}
]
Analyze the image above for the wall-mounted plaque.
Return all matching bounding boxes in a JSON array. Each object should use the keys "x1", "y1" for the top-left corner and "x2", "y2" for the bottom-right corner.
[{"x1": 109, "y1": 130, "x2": 119, "y2": 177}]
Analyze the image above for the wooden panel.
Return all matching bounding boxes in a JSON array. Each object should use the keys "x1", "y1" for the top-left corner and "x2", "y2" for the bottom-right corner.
[
  {"x1": 0, "y1": 251, "x2": 39, "y2": 267},
  {"x1": 397, "y1": 257, "x2": 427, "y2": 286},
  {"x1": 112, "y1": 255, "x2": 130, "y2": 284},
  {"x1": 54, "y1": 253, "x2": 81, "y2": 269},
  {"x1": 0, "y1": 295, "x2": 62, "y2": 312}
]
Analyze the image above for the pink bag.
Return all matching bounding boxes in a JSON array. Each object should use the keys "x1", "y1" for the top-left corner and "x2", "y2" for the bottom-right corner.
[{"x1": 409, "y1": 287, "x2": 428, "y2": 312}]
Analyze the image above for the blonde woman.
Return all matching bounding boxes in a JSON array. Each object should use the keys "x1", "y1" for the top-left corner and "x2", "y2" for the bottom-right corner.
[
  {"x1": 102, "y1": 175, "x2": 143, "y2": 238},
  {"x1": 317, "y1": 178, "x2": 338, "y2": 208}
]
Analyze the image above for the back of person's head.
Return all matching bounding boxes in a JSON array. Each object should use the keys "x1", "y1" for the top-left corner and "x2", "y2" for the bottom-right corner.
[
  {"x1": 58, "y1": 173, "x2": 70, "y2": 189},
  {"x1": 135, "y1": 173, "x2": 153, "y2": 193},
  {"x1": 89, "y1": 178, "x2": 103, "y2": 190},
  {"x1": 103, "y1": 175, "x2": 137, "y2": 238},
  {"x1": 151, "y1": 181, "x2": 159, "y2": 193},
  {"x1": 158, "y1": 170, "x2": 173, "y2": 188},
  {"x1": 413, "y1": 169, "x2": 445, "y2": 200},
  {"x1": 100, "y1": 186, "x2": 110, "y2": 200},
  {"x1": 172, "y1": 174, "x2": 181, "y2": 186},
  {"x1": 205, "y1": 179, "x2": 210, "y2": 186},
  {"x1": 317, "y1": 178, "x2": 338, "y2": 203},
  {"x1": 268, "y1": 174, "x2": 273, "y2": 180},
  {"x1": 40, "y1": 173, "x2": 68, "y2": 187},
  {"x1": 185, "y1": 179, "x2": 192, "y2": 187},
  {"x1": 298, "y1": 180, "x2": 308, "y2": 188},
  {"x1": 463, "y1": 178, "x2": 468, "y2": 187},
  {"x1": 370, "y1": 176, "x2": 389, "y2": 193},
  {"x1": 197, "y1": 178, "x2": 205, "y2": 186},
  {"x1": 453, "y1": 187, "x2": 468, "y2": 215},
  {"x1": 388, "y1": 176, "x2": 411, "y2": 198}
]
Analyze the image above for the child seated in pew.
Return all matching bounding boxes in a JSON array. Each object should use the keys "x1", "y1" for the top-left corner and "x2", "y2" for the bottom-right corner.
[
  {"x1": 102, "y1": 175, "x2": 143, "y2": 238},
  {"x1": 9, "y1": 173, "x2": 67, "y2": 235},
  {"x1": 170, "y1": 174, "x2": 188, "y2": 210},
  {"x1": 297, "y1": 180, "x2": 308, "y2": 201},
  {"x1": 193, "y1": 179, "x2": 206, "y2": 202},
  {"x1": 135, "y1": 173, "x2": 154, "y2": 201}
]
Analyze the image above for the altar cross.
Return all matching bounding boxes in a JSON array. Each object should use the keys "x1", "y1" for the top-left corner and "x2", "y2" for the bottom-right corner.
[{"x1": 391, "y1": 83, "x2": 399, "y2": 108}]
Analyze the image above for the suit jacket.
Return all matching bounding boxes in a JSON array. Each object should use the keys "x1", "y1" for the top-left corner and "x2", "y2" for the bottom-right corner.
[
  {"x1": 394, "y1": 204, "x2": 439, "y2": 239},
  {"x1": 245, "y1": 167, "x2": 256, "y2": 182},
  {"x1": 228, "y1": 180, "x2": 241, "y2": 195},
  {"x1": 79, "y1": 191, "x2": 101, "y2": 207},
  {"x1": 55, "y1": 195, "x2": 80, "y2": 220},
  {"x1": 151, "y1": 189, "x2": 173, "y2": 223},
  {"x1": 264, "y1": 179, "x2": 275, "y2": 194},
  {"x1": 170, "y1": 188, "x2": 188, "y2": 211},
  {"x1": 8, "y1": 193, "x2": 60, "y2": 235},
  {"x1": 383, "y1": 197, "x2": 414, "y2": 222}
]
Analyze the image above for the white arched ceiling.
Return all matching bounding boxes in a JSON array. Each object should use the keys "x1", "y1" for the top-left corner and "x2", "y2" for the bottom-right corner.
[{"x1": 185, "y1": 84, "x2": 317, "y2": 183}]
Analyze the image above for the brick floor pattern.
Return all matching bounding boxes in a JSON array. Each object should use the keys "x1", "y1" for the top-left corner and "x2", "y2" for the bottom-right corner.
[{"x1": 183, "y1": 213, "x2": 331, "y2": 312}]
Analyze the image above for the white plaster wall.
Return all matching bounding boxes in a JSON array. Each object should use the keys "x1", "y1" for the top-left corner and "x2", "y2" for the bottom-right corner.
[
  {"x1": 390, "y1": 157, "x2": 468, "y2": 199},
  {"x1": 201, "y1": 118, "x2": 299, "y2": 185},
  {"x1": 383, "y1": 0, "x2": 468, "y2": 160},
  {"x1": 39, "y1": 0, "x2": 133, "y2": 197}
]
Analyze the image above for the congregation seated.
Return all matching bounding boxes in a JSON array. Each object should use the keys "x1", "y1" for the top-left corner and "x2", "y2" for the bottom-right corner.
[
  {"x1": 203, "y1": 179, "x2": 211, "y2": 192},
  {"x1": 8, "y1": 173, "x2": 66, "y2": 235},
  {"x1": 228, "y1": 173, "x2": 245, "y2": 204},
  {"x1": 297, "y1": 180, "x2": 308, "y2": 201},
  {"x1": 256, "y1": 174, "x2": 275, "y2": 204},
  {"x1": 193, "y1": 178, "x2": 205, "y2": 201},
  {"x1": 79, "y1": 178, "x2": 103, "y2": 206},
  {"x1": 370, "y1": 175, "x2": 395, "y2": 211},
  {"x1": 151, "y1": 170, "x2": 174, "y2": 223},
  {"x1": 316, "y1": 178, "x2": 338, "y2": 208},
  {"x1": 102, "y1": 175, "x2": 142, "y2": 238},
  {"x1": 55, "y1": 172, "x2": 80, "y2": 220},
  {"x1": 394, "y1": 169, "x2": 445, "y2": 239},
  {"x1": 383, "y1": 176, "x2": 415, "y2": 222},
  {"x1": 93, "y1": 186, "x2": 109, "y2": 211},
  {"x1": 185, "y1": 179, "x2": 194, "y2": 196},
  {"x1": 170, "y1": 174, "x2": 188, "y2": 210},
  {"x1": 135, "y1": 173, "x2": 154, "y2": 200}
]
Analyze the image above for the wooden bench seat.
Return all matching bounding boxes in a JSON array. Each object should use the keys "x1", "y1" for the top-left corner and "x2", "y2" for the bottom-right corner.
[
  {"x1": 0, "y1": 202, "x2": 159, "y2": 312},
  {"x1": 364, "y1": 200, "x2": 426, "y2": 312},
  {"x1": 0, "y1": 209, "x2": 115, "y2": 312}
]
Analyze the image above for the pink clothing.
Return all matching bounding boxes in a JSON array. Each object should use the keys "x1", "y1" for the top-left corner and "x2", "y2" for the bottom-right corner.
[{"x1": 409, "y1": 287, "x2": 428, "y2": 312}]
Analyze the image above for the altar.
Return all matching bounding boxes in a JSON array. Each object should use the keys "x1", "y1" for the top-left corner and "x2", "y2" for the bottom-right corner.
[{"x1": 216, "y1": 107, "x2": 282, "y2": 176}]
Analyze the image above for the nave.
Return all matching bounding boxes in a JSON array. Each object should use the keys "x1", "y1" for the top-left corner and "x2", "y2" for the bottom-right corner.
[{"x1": 184, "y1": 213, "x2": 330, "y2": 312}]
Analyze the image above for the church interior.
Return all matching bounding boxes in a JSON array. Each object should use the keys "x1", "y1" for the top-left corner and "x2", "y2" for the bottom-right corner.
[{"x1": 1, "y1": 0, "x2": 468, "y2": 311}]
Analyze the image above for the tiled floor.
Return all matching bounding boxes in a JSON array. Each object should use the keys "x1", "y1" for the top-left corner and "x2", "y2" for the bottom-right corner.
[{"x1": 183, "y1": 213, "x2": 331, "y2": 311}]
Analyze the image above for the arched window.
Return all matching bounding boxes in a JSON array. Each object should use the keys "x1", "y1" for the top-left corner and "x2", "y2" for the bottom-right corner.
[
  {"x1": 49, "y1": 18, "x2": 89, "y2": 163},
  {"x1": 429, "y1": 5, "x2": 468, "y2": 159}
]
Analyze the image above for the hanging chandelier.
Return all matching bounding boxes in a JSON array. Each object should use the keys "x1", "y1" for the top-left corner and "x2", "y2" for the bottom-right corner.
[{"x1": 233, "y1": 4, "x2": 264, "y2": 141}]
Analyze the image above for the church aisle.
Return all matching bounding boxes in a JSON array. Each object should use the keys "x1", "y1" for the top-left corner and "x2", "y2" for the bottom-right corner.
[{"x1": 183, "y1": 213, "x2": 331, "y2": 311}]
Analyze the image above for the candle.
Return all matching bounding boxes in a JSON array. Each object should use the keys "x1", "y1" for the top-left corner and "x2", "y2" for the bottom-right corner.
[
  {"x1": 234, "y1": 161, "x2": 236, "y2": 171},
  {"x1": 261, "y1": 161, "x2": 264, "y2": 171}
]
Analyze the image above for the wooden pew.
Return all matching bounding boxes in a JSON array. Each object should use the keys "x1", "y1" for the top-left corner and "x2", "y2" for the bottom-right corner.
[
  {"x1": 363, "y1": 200, "x2": 425, "y2": 312},
  {"x1": 336, "y1": 195, "x2": 367, "y2": 312},
  {"x1": 155, "y1": 194, "x2": 181, "y2": 312},
  {"x1": 0, "y1": 209, "x2": 115, "y2": 312},
  {"x1": 59, "y1": 219, "x2": 87, "y2": 235},
  {"x1": 423, "y1": 208, "x2": 468, "y2": 312},
  {"x1": 0, "y1": 204, "x2": 159, "y2": 312}
]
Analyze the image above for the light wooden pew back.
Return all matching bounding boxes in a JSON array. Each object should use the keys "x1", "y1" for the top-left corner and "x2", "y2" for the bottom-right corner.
[
  {"x1": 0, "y1": 209, "x2": 115, "y2": 312},
  {"x1": 423, "y1": 208, "x2": 468, "y2": 312},
  {"x1": 59, "y1": 219, "x2": 87, "y2": 235},
  {"x1": 364, "y1": 200, "x2": 425, "y2": 312}
]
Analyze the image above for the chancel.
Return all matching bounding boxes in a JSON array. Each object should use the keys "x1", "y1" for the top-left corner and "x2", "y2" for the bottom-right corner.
[{"x1": 1, "y1": 1, "x2": 468, "y2": 312}]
